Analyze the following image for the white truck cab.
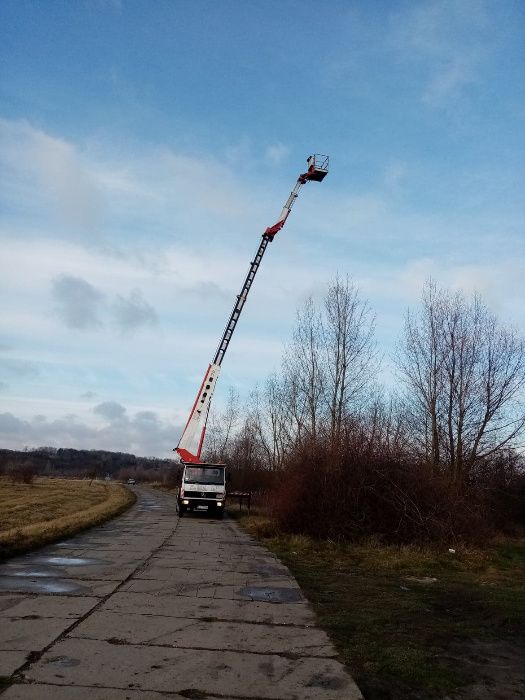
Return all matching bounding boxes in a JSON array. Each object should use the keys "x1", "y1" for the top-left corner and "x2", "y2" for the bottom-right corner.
[{"x1": 177, "y1": 463, "x2": 227, "y2": 518}]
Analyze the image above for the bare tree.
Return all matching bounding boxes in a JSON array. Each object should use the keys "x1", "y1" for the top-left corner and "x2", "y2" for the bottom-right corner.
[
  {"x1": 322, "y1": 276, "x2": 377, "y2": 442},
  {"x1": 359, "y1": 389, "x2": 410, "y2": 457},
  {"x1": 204, "y1": 387, "x2": 240, "y2": 462},
  {"x1": 283, "y1": 297, "x2": 325, "y2": 441},
  {"x1": 251, "y1": 373, "x2": 301, "y2": 471},
  {"x1": 397, "y1": 280, "x2": 525, "y2": 479},
  {"x1": 203, "y1": 278, "x2": 378, "y2": 475},
  {"x1": 228, "y1": 412, "x2": 265, "y2": 475},
  {"x1": 265, "y1": 278, "x2": 377, "y2": 455},
  {"x1": 397, "y1": 281, "x2": 447, "y2": 470}
]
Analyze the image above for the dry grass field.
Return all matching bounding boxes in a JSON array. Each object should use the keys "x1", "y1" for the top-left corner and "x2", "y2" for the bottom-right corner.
[{"x1": 0, "y1": 477, "x2": 136, "y2": 559}]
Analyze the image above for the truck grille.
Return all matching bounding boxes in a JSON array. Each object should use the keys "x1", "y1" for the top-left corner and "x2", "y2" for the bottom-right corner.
[{"x1": 184, "y1": 491, "x2": 217, "y2": 498}]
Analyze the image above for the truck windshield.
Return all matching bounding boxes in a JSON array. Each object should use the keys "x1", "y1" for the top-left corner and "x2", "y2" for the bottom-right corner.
[{"x1": 184, "y1": 466, "x2": 225, "y2": 485}]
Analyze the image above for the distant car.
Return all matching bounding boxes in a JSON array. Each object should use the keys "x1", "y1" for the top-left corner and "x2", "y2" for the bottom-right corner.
[{"x1": 127, "y1": 478, "x2": 136, "y2": 485}]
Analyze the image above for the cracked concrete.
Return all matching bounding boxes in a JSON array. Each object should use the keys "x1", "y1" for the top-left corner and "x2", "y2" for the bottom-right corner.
[{"x1": 0, "y1": 486, "x2": 362, "y2": 699}]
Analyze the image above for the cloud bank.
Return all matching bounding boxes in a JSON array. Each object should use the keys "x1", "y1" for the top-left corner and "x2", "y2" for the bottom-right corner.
[{"x1": 0, "y1": 403, "x2": 182, "y2": 457}]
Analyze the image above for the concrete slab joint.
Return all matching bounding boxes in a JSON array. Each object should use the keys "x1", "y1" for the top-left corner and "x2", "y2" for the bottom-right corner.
[{"x1": 0, "y1": 486, "x2": 363, "y2": 699}]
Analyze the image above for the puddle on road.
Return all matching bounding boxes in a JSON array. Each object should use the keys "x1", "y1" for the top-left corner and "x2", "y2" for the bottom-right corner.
[
  {"x1": 0, "y1": 562, "x2": 58, "y2": 578},
  {"x1": 67, "y1": 538, "x2": 119, "y2": 546},
  {"x1": 0, "y1": 576, "x2": 89, "y2": 594},
  {"x1": 32, "y1": 556, "x2": 109, "y2": 566},
  {"x1": 0, "y1": 554, "x2": 112, "y2": 592},
  {"x1": 47, "y1": 655, "x2": 81, "y2": 667},
  {"x1": 239, "y1": 586, "x2": 303, "y2": 603},
  {"x1": 9, "y1": 569, "x2": 56, "y2": 578}
]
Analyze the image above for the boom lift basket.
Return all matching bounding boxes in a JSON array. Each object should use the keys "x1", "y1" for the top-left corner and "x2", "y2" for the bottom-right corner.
[{"x1": 306, "y1": 154, "x2": 329, "y2": 182}]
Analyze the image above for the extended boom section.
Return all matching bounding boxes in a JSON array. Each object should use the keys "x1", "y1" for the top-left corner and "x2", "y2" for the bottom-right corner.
[{"x1": 176, "y1": 155, "x2": 329, "y2": 464}]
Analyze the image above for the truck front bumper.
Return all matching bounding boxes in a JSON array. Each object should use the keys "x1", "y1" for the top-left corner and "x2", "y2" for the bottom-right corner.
[{"x1": 179, "y1": 498, "x2": 224, "y2": 508}]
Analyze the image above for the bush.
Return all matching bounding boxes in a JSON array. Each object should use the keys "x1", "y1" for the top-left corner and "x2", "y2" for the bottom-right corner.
[
  {"x1": 162, "y1": 466, "x2": 181, "y2": 489},
  {"x1": 8, "y1": 462, "x2": 36, "y2": 485},
  {"x1": 474, "y1": 454, "x2": 525, "y2": 536},
  {"x1": 272, "y1": 438, "x2": 496, "y2": 545}
]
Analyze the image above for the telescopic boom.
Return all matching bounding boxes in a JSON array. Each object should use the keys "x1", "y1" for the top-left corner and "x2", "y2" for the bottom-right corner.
[{"x1": 175, "y1": 155, "x2": 329, "y2": 464}]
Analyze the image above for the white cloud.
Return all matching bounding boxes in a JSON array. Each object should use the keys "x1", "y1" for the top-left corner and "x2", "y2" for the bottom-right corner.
[
  {"x1": 424, "y1": 54, "x2": 479, "y2": 105},
  {"x1": 50, "y1": 272, "x2": 158, "y2": 334},
  {"x1": 264, "y1": 143, "x2": 290, "y2": 166},
  {"x1": 112, "y1": 289, "x2": 158, "y2": 333},
  {"x1": 382, "y1": 161, "x2": 408, "y2": 190},
  {"x1": 389, "y1": 0, "x2": 492, "y2": 105},
  {"x1": 395, "y1": 257, "x2": 437, "y2": 300},
  {"x1": 223, "y1": 136, "x2": 253, "y2": 167},
  {"x1": 0, "y1": 406, "x2": 182, "y2": 457},
  {"x1": 0, "y1": 357, "x2": 40, "y2": 379},
  {"x1": 52, "y1": 275, "x2": 104, "y2": 330},
  {"x1": 0, "y1": 118, "x2": 265, "y2": 256},
  {"x1": 1, "y1": 118, "x2": 524, "y2": 454},
  {"x1": 94, "y1": 400, "x2": 127, "y2": 420},
  {"x1": 364, "y1": 256, "x2": 525, "y2": 325},
  {"x1": 0, "y1": 119, "x2": 106, "y2": 239}
]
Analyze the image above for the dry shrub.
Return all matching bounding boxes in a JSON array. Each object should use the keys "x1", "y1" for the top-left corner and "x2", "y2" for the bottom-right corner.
[
  {"x1": 474, "y1": 455, "x2": 525, "y2": 536},
  {"x1": 228, "y1": 461, "x2": 276, "y2": 493},
  {"x1": 162, "y1": 466, "x2": 182, "y2": 489},
  {"x1": 239, "y1": 515, "x2": 279, "y2": 539},
  {"x1": 272, "y1": 439, "x2": 494, "y2": 545},
  {"x1": 8, "y1": 462, "x2": 35, "y2": 485}
]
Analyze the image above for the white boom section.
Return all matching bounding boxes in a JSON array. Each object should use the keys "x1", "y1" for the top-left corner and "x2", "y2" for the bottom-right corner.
[{"x1": 176, "y1": 363, "x2": 221, "y2": 464}]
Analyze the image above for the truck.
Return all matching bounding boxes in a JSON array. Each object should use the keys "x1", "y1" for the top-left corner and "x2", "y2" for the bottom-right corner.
[
  {"x1": 177, "y1": 462, "x2": 227, "y2": 518},
  {"x1": 174, "y1": 156, "x2": 328, "y2": 515}
]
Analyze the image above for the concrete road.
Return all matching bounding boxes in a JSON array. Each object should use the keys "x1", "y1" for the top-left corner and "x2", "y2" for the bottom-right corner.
[{"x1": 0, "y1": 487, "x2": 362, "y2": 699}]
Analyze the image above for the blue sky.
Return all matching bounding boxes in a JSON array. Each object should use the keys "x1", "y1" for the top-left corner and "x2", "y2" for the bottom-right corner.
[{"x1": 1, "y1": 0, "x2": 524, "y2": 456}]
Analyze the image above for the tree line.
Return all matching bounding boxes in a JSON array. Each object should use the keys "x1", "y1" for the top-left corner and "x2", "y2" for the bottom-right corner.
[
  {"x1": 204, "y1": 277, "x2": 525, "y2": 543},
  {"x1": 0, "y1": 447, "x2": 178, "y2": 485}
]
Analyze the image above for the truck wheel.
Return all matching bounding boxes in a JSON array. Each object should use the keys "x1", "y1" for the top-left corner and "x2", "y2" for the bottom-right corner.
[{"x1": 179, "y1": 505, "x2": 185, "y2": 517}]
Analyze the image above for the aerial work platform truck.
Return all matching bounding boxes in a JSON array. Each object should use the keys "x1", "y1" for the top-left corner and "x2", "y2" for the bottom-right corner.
[{"x1": 175, "y1": 155, "x2": 329, "y2": 515}]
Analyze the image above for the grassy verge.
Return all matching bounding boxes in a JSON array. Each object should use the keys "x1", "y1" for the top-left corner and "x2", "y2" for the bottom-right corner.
[
  {"x1": 0, "y1": 477, "x2": 136, "y2": 559},
  {"x1": 236, "y1": 513, "x2": 525, "y2": 699}
]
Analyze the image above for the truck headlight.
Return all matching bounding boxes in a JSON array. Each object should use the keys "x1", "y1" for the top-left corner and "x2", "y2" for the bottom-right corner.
[
  {"x1": 182, "y1": 499, "x2": 189, "y2": 505},
  {"x1": 216, "y1": 502, "x2": 222, "y2": 507}
]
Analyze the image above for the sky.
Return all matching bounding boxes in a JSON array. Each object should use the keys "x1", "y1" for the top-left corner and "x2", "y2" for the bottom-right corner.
[{"x1": 1, "y1": 0, "x2": 524, "y2": 457}]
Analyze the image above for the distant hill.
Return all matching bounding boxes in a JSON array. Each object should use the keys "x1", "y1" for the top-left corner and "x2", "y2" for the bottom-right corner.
[{"x1": 0, "y1": 447, "x2": 178, "y2": 482}]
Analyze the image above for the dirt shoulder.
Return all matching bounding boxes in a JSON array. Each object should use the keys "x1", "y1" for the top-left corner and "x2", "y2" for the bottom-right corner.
[{"x1": 236, "y1": 515, "x2": 525, "y2": 700}]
